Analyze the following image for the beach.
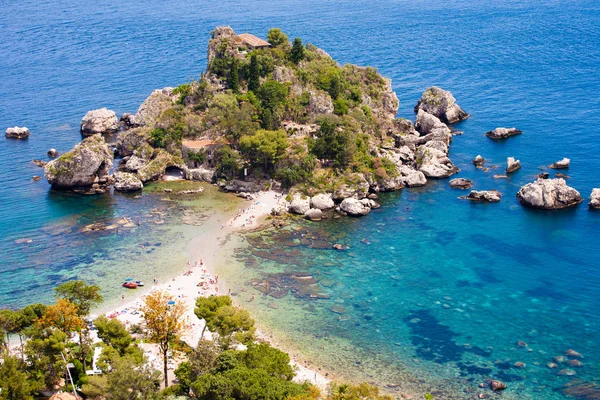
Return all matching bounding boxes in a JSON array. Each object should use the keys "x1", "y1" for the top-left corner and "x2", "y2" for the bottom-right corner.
[{"x1": 93, "y1": 190, "x2": 330, "y2": 389}]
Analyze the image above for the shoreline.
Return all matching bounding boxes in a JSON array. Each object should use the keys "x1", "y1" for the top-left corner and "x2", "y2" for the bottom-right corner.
[{"x1": 95, "y1": 189, "x2": 331, "y2": 390}]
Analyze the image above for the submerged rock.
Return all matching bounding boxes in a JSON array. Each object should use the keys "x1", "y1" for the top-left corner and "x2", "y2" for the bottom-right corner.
[
  {"x1": 589, "y1": 189, "x2": 600, "y2": 209},
  {"x1": 537, "y1": 172, "x2": 550, "y2": 179},
  {"x1": 486, "y1": 127, "x2": 522, "y2": 140},
  {"x1": 340, "y1": 198, "x2": 371, "y2": 216},
  {"x1": 414, "y1": 86, "x2": 469, "y2": 124},
  {"x1": 304, "y1": 208, "x2": 323, "y2": 221},
  {"x1": 44, "y1": 134, "x2": 113, "y2": 189},
  {"x1": 113, "y1": 172, "x2": 143, "y2": 192},
  {"x1": 506, "y1": 157, "x2": 521, "y2": 173},
  {"x1": 465, "y1": 190, "x2": 502, "y2": 203},
  {"x1": 449, "y1": 178, "x2": 473, "y2": 189},
  {"x1": 558, "y1": 369, "x2": 576, "y2": 376},
  {"x1": 490, "y1": 380, "x2": 507, "y2": 391},
  {"x1": 550, "y1": 158, "x2": 570, "y2": 169},
  {"x1": 517, "y1": 178, "x2": 582, "y2": 209},
  {"x1": 80, "y1": 108, "x2": 119, "y2": 136},
  {"x1": 565, "y1": 349, "x2": 584, "y2": 358},
  {"x1": 5, "y1": 126, "x2": 30, "y2": 139}
]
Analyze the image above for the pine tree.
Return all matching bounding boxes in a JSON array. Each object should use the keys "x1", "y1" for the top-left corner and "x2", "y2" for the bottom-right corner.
[
  {"x1": 228, "y1": 58, "x2": 240, "y2": 93},
  {"x1": 290, "y1": 38, "x2": 305, "y2": 64},
  {"x1": 248, "y1": 54, "x2": 260, "y2": 93}
]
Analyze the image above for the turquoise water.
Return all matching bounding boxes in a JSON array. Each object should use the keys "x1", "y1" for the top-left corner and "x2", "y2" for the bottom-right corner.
[{"x1": 2, "y1": 0, "x2": 600, "y2": 398}]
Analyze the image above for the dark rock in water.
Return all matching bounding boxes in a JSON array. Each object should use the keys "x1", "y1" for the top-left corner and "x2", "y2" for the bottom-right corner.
[
  {"x1": 554, "y1": 355, "x2": 567, "y2": 363},
  {"x1": 558, "y1": 369, "x2": 576, "y2": 376},
  {"x1": 5, "y1": 126, "x2": 30, "y2": 139},
  {"x1": 486, "y1": 127, "x2": 522, "y2": 140},
  {"x1": 537, "y1": 172, "x2": 550, "y2": 179},
  {"x1": 561, "y1": 379, "x2": 600, "y2": 399},
  {"x1": 490, "y1": 380, "x2": 507, "y2": 391},
  {"x1": 568, "y1": 359, "x2": 583, "y2": 367},
  {"x1": 513, "y1": 361, "x2": 526, "y2": 368},
  {"x1": 463, "y1": 190, "x2": 502, "y2": 203},
  {"x1": 330, "y1": 305, "x2": 346, "y2": 314},
  {"x1": 506, "y1": 157, "x2": 521, "y2": 173},
  {"x1": 32, "y1": 175, "x2": 42, "y2": 181},
  {"x1": 47, "y1": 148, "x2": 59, "y2": 157},
  {"x1": 472, "y1": 155, "x2": 485, "y2": 166},
  {"x1": 449, "y1": 178, "x2": 473, "y2": 189},
  {"x1": 550, "y1": 158, "x2": 570, "y2": 169},
  {"x1": 516, "y1": 340, "x2": 528, "y2": 348},
  {"x1": 565, "y1": 349, "x2": 584, "y2": 358},
  {"x1": 32, "y1": 159, "x2": 46, "y2": 167},
  {"x1": 556, "y1": 173, "x2": 570, "y2": 179},
  {"x1": 517, "y1": 178, "x2": 581, "y2": 209}
]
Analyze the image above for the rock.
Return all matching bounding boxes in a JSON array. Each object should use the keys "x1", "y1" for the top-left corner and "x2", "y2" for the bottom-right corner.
[
  {"x1": 116, "y1": 128, "x2": 151, "y2": 157},
  {"x1": 32, "y1": 159, "x2": 46, "y2": 167},
  {"x1": 47, "y1": 148, "x2": 59, "y2": 157},
  {"x1": 113, "y1": 172, "x2": 143, "y2": 192},
  {"x1": 547, "y1": 362, "x2": 558, "y2": 369},
  {"x1": 416, "y1": 143, "x2": 459, "y2": 178},
  {"x1": 516, "y1": 178, "x2": 582, "y2": 209},
  {"x1": 80, "y1": 108, "x2": 119, "y2": 136},
  {"x1": 289, "y1": 194, "x2": 311, "y2": 215},
  {"x1": 398, "y1": 166, "x2": 427, "y2": 187},
  {"x1": 588, "y1": 189, "x2": 600, "y2": 209},
  {"x1": 310, "y1": 194, "x2": 334, "y2": 210},
  {"x1": 558, "y1": 369, "x2": 576, "y2": 376},
  {"x1": 554, "y1": 355, "x2": 567, "y2": 363},
  {"x1": 449, "y1": 178, "x2": 473, "y2": 189},
  {"x1": 414, "y1": 110, "x2": 452, "y2": 144},
  {"x1": 32, "y1": 175, "x2": 42, "y2": 181},
  {"x1": 513, "y1": 361, "x2": 526, "y2": 368},
  {"x1": 465, "y1": 190, "x2": 502, "y2": 202},
  {"x1": 414, "y1": 86, "x2": 469, "y2": 124},
  {"x1": 565, "y1": 349, "x2": 584, "y2": 358},
  {"x1": 490, "y1": 380, "x2": 507, "y2": 391},
  {"x1": 120, "y1": 113, "x2": 136, "y2": 129},
  {"x1": 125, "y1": 155, "x2": 148, "y2": 172},
  {"x1": 137, "y1": 150, "x2": 179, "y2": 183},
  {"x1": 5, "y1": 126, "x2": 30, "y2": 139},
  {"x1": 506, "y1": 157, "x2": 521, "y2": 173},
  {"x1": 555, "y1": 173, "x2": 570, "y2": 179},
  {"x1": 186, "y1": 167, "x2": 214, "y2": 182},
  {"x1": 306, "y1": 89, "x2": 334, "y2": 117},
  {"x1": 472, "y1": 155, "x2": 485, "y2": 166},
  {"x1": 340, "y1": 198, "x2": 371, "y2": 216},
  {"x1": 305, "y1": 208, "x2": 323, "y2": 221},
  {"x1": 537, "y1": 172, "x2": 550, "y2": 179},
  {"x1": 134, "y1": 88, "x2": 176, "y2": 127},
  {"x1": 44, "y1": 134, "x2": 113, "y2": 189},
  {"x1": 493, "y1": 175, "x2": 508, "y2": 179},
  {"x1": 568, "y1": 359, "x2": 583, "y2": 367},
  {"x1": 486, "y1": 127, "x2": 522, "y2": 140},
  {"x1": 550, "y1": 158, "x2": 570, "y2": 169},
  {"x1": 516, "y1": 340, "x2": 528, "y2": 347},
  {"x1": 332, "y1": 175, "x2": 370, "y2": 200},
  {"x1": 223, "y1": 179, "x2": 260, "y2": 193}
]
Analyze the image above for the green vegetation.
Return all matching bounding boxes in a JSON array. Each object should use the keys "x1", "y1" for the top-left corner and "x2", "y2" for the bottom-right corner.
[{"x1": 267, "y1": 28, "x2": 289, "y2": 47}]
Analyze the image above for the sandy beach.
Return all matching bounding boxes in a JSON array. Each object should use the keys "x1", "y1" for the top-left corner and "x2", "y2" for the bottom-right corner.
[{"x1": 95, "y1": 190, "x2": 330, "y2": 389}]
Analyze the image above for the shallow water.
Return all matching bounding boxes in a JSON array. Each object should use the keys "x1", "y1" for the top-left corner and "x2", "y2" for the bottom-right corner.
[{"x1": 2, "y1": 0, "x2": 600, "y2": 398}]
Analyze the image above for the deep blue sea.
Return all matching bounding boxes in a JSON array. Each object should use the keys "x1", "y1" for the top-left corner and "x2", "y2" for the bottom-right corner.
[{"x1": 1, "y1": 0, "x2": 600, "y2": 398}]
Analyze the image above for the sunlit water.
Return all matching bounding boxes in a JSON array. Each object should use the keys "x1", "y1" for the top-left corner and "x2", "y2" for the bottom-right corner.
[{"x1": 1, "y1": 0, "x2": 600, "y2": 398}]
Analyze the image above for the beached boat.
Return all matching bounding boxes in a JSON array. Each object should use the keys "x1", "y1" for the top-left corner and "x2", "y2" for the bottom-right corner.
[
  {"x1": 122, "y1": 281, "x2": 137, "y2": 289},
  {"x1": 135, "y1": 280, "x2": 144, "y2": 286}
]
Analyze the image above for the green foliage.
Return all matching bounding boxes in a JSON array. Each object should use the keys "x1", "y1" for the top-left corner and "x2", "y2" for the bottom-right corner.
[
  {"x1": 239, "y1": 343, "x2": 294, "y2": 380},
  {"x1": 327, "y1": 383, "x2": 393, "y2": 400},
  {"x1": 94, "y1": 316, "x2": 133, "y2": 356},
  {"x1": 214, "y1": 146, "x2": 242, "y2": 180},
  {"x1": 248, "y1": 54, "x2": 260, "y2": 93},
  {"x1": 55, "y1": 280, "x2": 103, "y2": 317},
  {"x1": 333, "y1": 98, "x2": 349, "y2": 116},
  {"x1": 424, "y1": 394, "x2": 435, "y2": 400},
  {"x1": 173, "y1": 83, "x2": 193, "y2": 104},
  {"x1": 290, "y1": 38, "x2": 305, "y2": 64},
  {"x1": 311, "y1": 115, "x2": 356, "y2": 169},
  {"x1": 257, "y1": 80, "x2": 289, "y2": 111},
  {"x1": 239, "y1": 129, "x2": 289, "y2": 172},
  {"x1": 188, "y1": 149, "x2": 206, "y2": 165},
  {"x1": 25, "y1": 329, "x2": 68, "y2": 389},
  {"x1": 194, "y1": 296, "x2": 255, "y2": 349},
  {"x1": 228, "y1": 58, "x2": 240, "y2": 93},
  {"x1": 174, "y1": 340, "x2": 221, "y2": 394},
  {"x1": 205, "y1": 93, "x2": 259, "y2": 142},
  {"x1": 149, "y1": 127, "x2": 167, "y2": 148},
  {"x1": 267, "y1": 28, "x2": 289, "y2": 47},
  {"x1": 0, "y1": 352, "x2": 43, "y2": 400}
]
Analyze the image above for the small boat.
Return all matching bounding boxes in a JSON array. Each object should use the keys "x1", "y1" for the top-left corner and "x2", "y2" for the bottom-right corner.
[
  {"x1": 122, "y1": 281, "x2": 138, "y2": 289},
  {"x1": 135, "y1": 280, "x2": 144, "y2": 287}
]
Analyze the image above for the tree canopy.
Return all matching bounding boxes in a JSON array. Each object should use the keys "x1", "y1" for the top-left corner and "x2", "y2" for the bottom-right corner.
[{"x1": 267, "y1": 28, "x2": 289, "y2": 47}]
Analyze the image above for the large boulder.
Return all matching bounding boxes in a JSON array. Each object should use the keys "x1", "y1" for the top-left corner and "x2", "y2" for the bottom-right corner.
[
  {"x1": 416, "y1": 144, "x2": 459, "y2": 178},
  {"x1": 399, "y1": 166, "x2": 427, "y2": 187},
  {"x1": 332, "y1": 174, "x2": 370, "y2": 200},
  {"x1": 589, "y1": 188, "x2": 600, "y2": 209},
  {"x1": 516, "y1": 178, "x2": 582, "y2": 209},
  {"x1": 186, "y1": 167, "x2": 214, "y2": 182},
  {"x1": 289, "y1": 194, "x2": 311, "y2": 215},
  {"x1": 5, "y1": 126, "x2": 30, "y2": 139},
  {"x1": 116, "y1": 128, "x2": 151, "y2": 157},
  {"x1": 223, "y1": 179, "x2": 260, "y2": 193},
  {"x1": 304, "y1": 208, "x2": 323, "y2": 221},
  {"x1": 135, "y1": 88, "x2": 176, "y2": 127},
  {"x1": 306, "y1": 90, "x2": 334, "y2": 117},
  {"x1": 414, "y1": 86, "x2": 469, "y2": 124},
  {"x1": 310, "y1": 194, "x2": 335, "y2": 210},
  {"x1": 472, "y1": 155, "x2": 485, "y2": 166},
  {"x1": 80, "y1": 108, "x2": 119, "y2": 136},
  {"x1": 44, "y1": 134, "x2": 113, "y2": 188},
  {"x1": 136, "y1": 150, "x2": 178, "y2": 183},
  {"x1": 506, "y1": 157, "x2": 521, "y2": 173},
  {"x1": 486, "y1": 127, "x2": 522, "y2": 140},
  {"x1": 465, "y1": 190, "x2": 502, "y2": 202},
  {"x1": 113, "y1": 172, "x2": 143, "y2": 192},
  {"x1": 550, "y1": 158, "x2": 570, "y2": 169},
  {"x1": 414, "y1": 110, "x2": 452, "y2": 144},
  {"x1": 340, "y1": 198, "x2": 371, "y2": 216}
]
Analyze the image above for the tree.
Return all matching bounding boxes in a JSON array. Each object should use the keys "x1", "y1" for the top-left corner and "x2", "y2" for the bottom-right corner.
[
  {"x1": 37, "y1": 298, "x2": 84, "y2": 335},
  {"x1": 0, "y1": 352, "x2": 42, "y2": 400},
  {"x1": 256, "y1": 80, "x2": 288, "y2": 112},
  {"x1": 326, "y1": 383, "x2": 392, "y2": 400},
  {"x1": 248, "y1": 54, "x2": 260, "y2": 93},
  {"x1": 94, "y1": 316, "x2": 133, "y2": 356},
  {"x1": 194, "y1": 296, "x2": 232, "y2": 340},
  {"x1": 24, "y1": 329, "x2": 68, "y2": 389},
  {"x1": 228, "y1": 58, "x2": 240, "y2": 93},
  {"x1": 239, "y1": 130, "x2": 289, "y2": 172},
  {"x1": 240, "y1": 342, "x2": 295, "y2": 380},
  {"x1": 174, "y1": 340, "x2": 220, "y2": 394},
  {"x1": 211, "y1": 305, "x2": 256, "y2": 349},
  {"x1": 55, "y1": 280, "x2": 103, "y2": 370},
  {"x1": 267, "y1": 28, "x2": 288, "y2": 47},
  {"x1": 290, "y1": 38, "x2": 305, "y2": 64},
  {"x1": 140, "y1": 290, "x2": 186, "y2": 388},
  {"x1": 0, "y1": 310, "x2": 20, "y2": 349},
  {"x1": 311, "y1": 115, "x2": 356, "y2": 169}
]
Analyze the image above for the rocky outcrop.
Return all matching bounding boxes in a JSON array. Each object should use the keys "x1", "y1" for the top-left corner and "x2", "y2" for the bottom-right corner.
[
  {"x1": 5, "y1": 126, "x2": 30, "y2": 139},
  {"x1": 414, "y1": 110, "x2": 452, "y2": 144},
  {"x1": 306, "y1": 90, "x2": 334, "y2": 117},
  {"x1": 472, "y1": 155, "x2": 485, "y2": 166},
  {"x1": 332, "y1": 175, "x2": 370, "y2": 200},
  {"x1": 116, "y1": 128, "x2": 151, "y2": 157},
  {"x1": 416, "y1": 141, "x2": 459, "y2": 178},
  {"x1": 289, "y1": 194, "x2": 311, "y2": 215},
  {"x1": 449, "y1": 178, "x2": 473, "y2": 189},
  {"x1": 113, "y1": 172, "x2": 143, "y2": 192},
  {"x1": 136, "y1": 150, "x2": 179, "y2": 183},
  {"x1": 304, "y1": 208, "x2": 323, "y2": 221},
  {"x1": 80, "y1": 108, "x2": 119, "y2": 136},
  {"x1": 414, "y1": 86, "x2": 469, "y2": 124},
  {"x1": 486, "y1": 127, "x2": 522, "y2": 140},
  {"x1": 310, "y1": 194, "x2": 334, "y2": 210},
  {"x1": 550, "y1": 158, "x2": 570, "y2": 169},
  {"x1": 506, "y1": 157, "x2": 521, "y2": 173},
  {"x1": 589, "y1": 188, "x2": 600, "y2": 209},
  {"x1": 360, "y1": 76, "x2": 399, "y2": 120},
  {"x1": 120, "y1": 113, "x2": 136, "y2": 129},
  {"x1": 516, "y1": 178, "x2": 582, "y2": 209},
  {"x1": 47, "y1": 148, "x2": 59, "y2": 157},
  {"x1": 134, "y1": 88, "x2": 176, "y2": 127},
  {"x1": 186, "y1": 167, "x2": 214, "y2": 182},
  {"x1": 465, "y1": 190, "x2": 502, "y2": 202},
  {"x1": 44, "y1": 134, "x2": 113, "y2": 189},
  {"x1": 223, "y1": 179, "x2": 260, "y2": 193},
  {"x1": 340, "y1": 198, "x2": 371, "y2": 216},
  {"x1": 399, "y1": 166, "x2": 427, "y2": 187}
]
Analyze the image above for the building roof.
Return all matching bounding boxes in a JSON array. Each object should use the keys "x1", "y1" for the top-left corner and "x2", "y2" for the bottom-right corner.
[
  {"x1": 182, "y1": 139, "x2": 228, "y2": 149},
  {"x1": 237, "y1": 33, "x2": 270, "y2": 48}
]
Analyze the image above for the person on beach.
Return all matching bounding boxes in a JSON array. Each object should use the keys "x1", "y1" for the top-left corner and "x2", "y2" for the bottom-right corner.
[{"x1": 121, "y1": 294, "x2": 124, "y2": 304}]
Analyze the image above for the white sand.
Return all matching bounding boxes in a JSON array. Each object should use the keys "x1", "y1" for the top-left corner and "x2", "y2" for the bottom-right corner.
[{"x1": 98, "y1": 190, "x2": 330, "y2": 390}]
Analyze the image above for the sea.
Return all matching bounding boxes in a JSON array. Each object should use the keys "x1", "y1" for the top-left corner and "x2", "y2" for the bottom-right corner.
[{"x1": 1, "y1": 0, "x2": 599, "y2": 398}]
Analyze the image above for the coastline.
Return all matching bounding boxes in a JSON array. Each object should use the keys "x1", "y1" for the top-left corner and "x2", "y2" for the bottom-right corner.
[{"x1": 94, "y1": 189, "x2": 331, "y2": 390}]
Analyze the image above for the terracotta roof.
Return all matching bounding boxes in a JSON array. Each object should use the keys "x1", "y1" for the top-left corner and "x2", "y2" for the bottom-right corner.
[
  {"x1": 182, "y1": 139, "x2": 228, "y2": 149},
  {"x1": 237, "y1": 33, "x2": 270, "y2": 48}
]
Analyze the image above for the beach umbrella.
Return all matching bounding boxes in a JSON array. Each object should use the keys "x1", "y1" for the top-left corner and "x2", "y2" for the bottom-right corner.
[
  {"x1": 168, "y1": 301, "x2": 176, "y2": 305},
  {"x1": 125, "y1": 278, "x2": 133, "y2": 281}
]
